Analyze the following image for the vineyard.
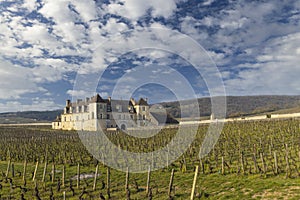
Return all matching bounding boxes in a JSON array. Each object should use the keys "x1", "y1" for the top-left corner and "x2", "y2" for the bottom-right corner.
[{"x1": 0, "y1": 119, "x2": 300, "y2": 199}]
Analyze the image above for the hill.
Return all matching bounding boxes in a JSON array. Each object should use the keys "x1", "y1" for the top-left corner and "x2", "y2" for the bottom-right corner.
[
  {"x1": 1, "y1": 95, "x2": 300, "y2": 123},
  {"x1": 161, "y1": 95, "x2": 300, "y2": 119},
  {"x1": 0, "y1": 110, "x2": 62, "y2": 124}
]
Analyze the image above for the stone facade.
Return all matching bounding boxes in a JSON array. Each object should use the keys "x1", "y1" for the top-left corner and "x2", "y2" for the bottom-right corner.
[{"x1": 52, "y1": 94, "x2": 152, "y2": 131}]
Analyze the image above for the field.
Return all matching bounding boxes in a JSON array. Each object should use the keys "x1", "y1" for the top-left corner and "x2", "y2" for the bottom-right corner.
[{"x1": 0, "y1": 119, "x2": 300, "y2": 199}]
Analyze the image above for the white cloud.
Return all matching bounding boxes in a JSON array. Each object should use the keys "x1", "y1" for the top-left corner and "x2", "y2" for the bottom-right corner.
[
  {"x1": 22, "y1": 0, "x2": 38, "y2": 12},
  {"x1": 257, "y1": 33, "x2": 300, "y2": 63},
  {"x1": 71, "y1": 0, "x2": 98, "y2": 22},
  {"x1": 225, "y1": 32, "x2": 300, "y2": 95},
  {"x1": 0, "y1": 99, "x2": 62, "y2": 113},
  {"x1": 31, "y1": 65, "x2": 64, "y2": 83},
  {"x1": 106, "y1": 0, "x2": 177, "y2": 21},
  {"x1": 39, "y1": 0, "x2": 75, "y2": 24},
  {"x1": 0, "y1": 0, "x2": 300, "y2": 112},
  {"x1": 102, "y1": 18, "x2": 129, "y2": 34},
  {"x1": 0, "y1": 58, "x2": 46, "y2": 99},
  {"x1": 202, "y1": 0, "x2": 215, "y2": 6},
  {"x1": 180, "y1": 16, "x2": 208, "y2": 41},
  {"x1": 39, "y1": 0, "x2": 88, "y2": 44},
  {"x1": 66, "y1": 89, "x2": 95, "y2": 98}
]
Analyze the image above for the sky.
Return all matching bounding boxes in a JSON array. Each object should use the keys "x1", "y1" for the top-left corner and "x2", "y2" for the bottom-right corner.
[{"x1": 0, "y1": 0, "x2": 299, "y2": 112}]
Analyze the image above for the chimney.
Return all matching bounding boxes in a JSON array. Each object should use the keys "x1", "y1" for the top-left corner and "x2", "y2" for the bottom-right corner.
[
  {"x1": 86, "y1": 97, "x2": 90, "y2": 102},
  {"x1": 77, "y1": 99, "x2": 82, "y2": 104},
  {"x1": 66, "y1": 100, "x2": 71, "y2": 107},
  {"x1": 108, "y1": 96, "x2": 111, "y2": 102}
]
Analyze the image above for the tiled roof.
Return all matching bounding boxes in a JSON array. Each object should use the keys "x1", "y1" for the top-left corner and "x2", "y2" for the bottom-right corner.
[
  {"x1": 150, "y1": 112, "x2": 179, "y2": 124},
  {"x1": 90, "y1": 94, "x2": 106, "y2": 103},
  {"x1": 110, "y1": 99, "x2": 137, "y2": 113},
  {"x1": 137, "y1": 98, "x2": 148, "y2": 106},
  {"x1": 66, "y1": 94, "x2": 148, "y2": 114}
]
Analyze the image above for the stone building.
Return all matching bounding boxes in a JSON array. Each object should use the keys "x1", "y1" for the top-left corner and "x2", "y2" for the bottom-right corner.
[{"x1": 52, "y1": 94, "x2": 154, "y2": 131}]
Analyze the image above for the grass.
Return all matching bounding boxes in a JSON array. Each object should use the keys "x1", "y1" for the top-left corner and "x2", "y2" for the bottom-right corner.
[
  {"x1": 0, "y1": 161, "x2": 299, "y2": 199},
  {"x1": 0, "y1": 119, "x2": 299, "y2": 199}
]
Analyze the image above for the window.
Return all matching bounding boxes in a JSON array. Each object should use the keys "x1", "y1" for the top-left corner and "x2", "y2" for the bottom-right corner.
[
  {"x1": 116, "y1": 105, "x2": 122, "y2": 112},
  {"x1": 143, "y1": 115, "x2": 146, "y2": 120},
  {"x1": 64, "y1": 117, "x2": 66, "y2": 122},
  {"x1": 142, "y1": 106, "x2": 145, "y2": 111},
  {"x1": 100, "y1": 114, "x2": 103, "y2": 119},
  {"x1": 84, "y1": 105, "x2": 88, "y2": 112},
  {"x1": 107, "y1": 114, "x2": 110, "y2": 119},
  {"x1": 107, "y1": 105, "x2": 111, "y2": 112}
]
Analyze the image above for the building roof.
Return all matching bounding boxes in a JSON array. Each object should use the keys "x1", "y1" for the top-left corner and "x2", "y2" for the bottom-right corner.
[
  {"x1": 137, "y1": 98, "x2": 148, "y2": 106},
  {"x1": 109, "y1": 99, "x2": 137, "y2": 113},
  {"x1": 65, "y1": 94, "x2": 149, "y2": 114},
  {"x1": 150, "y1": 112, "x2": 179, "y2": 125},
  {"x1": 90, "y1": 94, "x2": 106, "y2": 103}
]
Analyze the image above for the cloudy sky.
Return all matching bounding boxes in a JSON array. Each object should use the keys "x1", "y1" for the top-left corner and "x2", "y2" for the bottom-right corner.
[{"x1": 0, "y1": 0, "x2": 299, "y2": 112}]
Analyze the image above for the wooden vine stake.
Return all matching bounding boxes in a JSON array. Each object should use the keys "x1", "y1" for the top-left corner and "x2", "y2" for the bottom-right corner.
[
  {"x1": 252, "y1": 153, "x2": 258, "y2": 173},
  {"x1": 168, "y1": 169, "x2": 175, "y2": 197},
  {"x1": 32, "y1": 161, "x2": 39, "y2": 182},
  {"x1": 23, "y1": 159, "x2": 27, "y2": 182},
  {"x1": 6, "y1": 149, "x2": 11, "y2": 177},
  {"x1": 62, "y1": 164, "x2": 65, "y2": 187},
  {"x1": 285, "y1": 144, "x2": 290, "y2": 178},
  {"x1": 260, "y1": 153, "x2": 266, "y2": 174},
  {"x1": 77, "y1": 163, "x2": 80, "y2": 188},
  {"x1": 274, "y1": 151, "x2": 278, "y2": 175},
  {"x1": 146, "y1": 166, "x2": 151, "y2": 195},
  {"x1": 107, "y1": 167, "x2": 111, "y2": 199},
  {"x1": 221, "y1": 156, "x2": 225, "y2": 175},
  {"x1": 11, "y1": 163, "x2": 15, "y2": 177},
  {"x1": 6, "y1": 159, "x2": 11, "y2": 177},
  {"x1": 42, "y1": 160, "x2": 47, "y2": 182},
  {"x1": 167, "y1": 144, "x2": 170, "y2": 169},
  {"x1": 240, "y1": 152, "x2": 245, "y2": 175},
  {"x1": 151, "y1": 152, "x2": 154, "y2": 169},
  {"x1": 52, "y1": 163, "x2": 55, "y2": 183},
  {"x1": 199, "y1": 157, "x2": 205, "y2": 174},
  {"x1": 93, "y1": 164, "x2": 99, "y2": 191},
  {"x1": 190, "y1": 165, "x2": 199, "y2": 200},
  {"x1": 199, "y1": 148, "x2": 205, "y2": 174},
  {"x1": 125, "y1": 167, "x2": 129, "y2": 192}
]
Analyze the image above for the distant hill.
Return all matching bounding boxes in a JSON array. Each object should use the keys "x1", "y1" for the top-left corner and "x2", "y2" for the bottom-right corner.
[
  {"x1": 161, "y1": 95, "x2": 300, "y2": 119},
  {"x1": 1, "y1": 95, "x2": 300, "y2": 124},
  {"x1": 0, "y1": 110, "x2": 63, "y2": 124}
]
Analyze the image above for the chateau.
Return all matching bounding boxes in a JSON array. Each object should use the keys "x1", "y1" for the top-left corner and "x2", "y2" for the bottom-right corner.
[{"x1": 52, "y1": 94, "x2": 177, "y2": 131}]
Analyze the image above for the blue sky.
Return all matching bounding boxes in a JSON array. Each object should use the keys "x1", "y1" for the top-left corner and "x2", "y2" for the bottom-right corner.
[{"x1": 0, "y1": 0, "x2": 299, "y2": 112}]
